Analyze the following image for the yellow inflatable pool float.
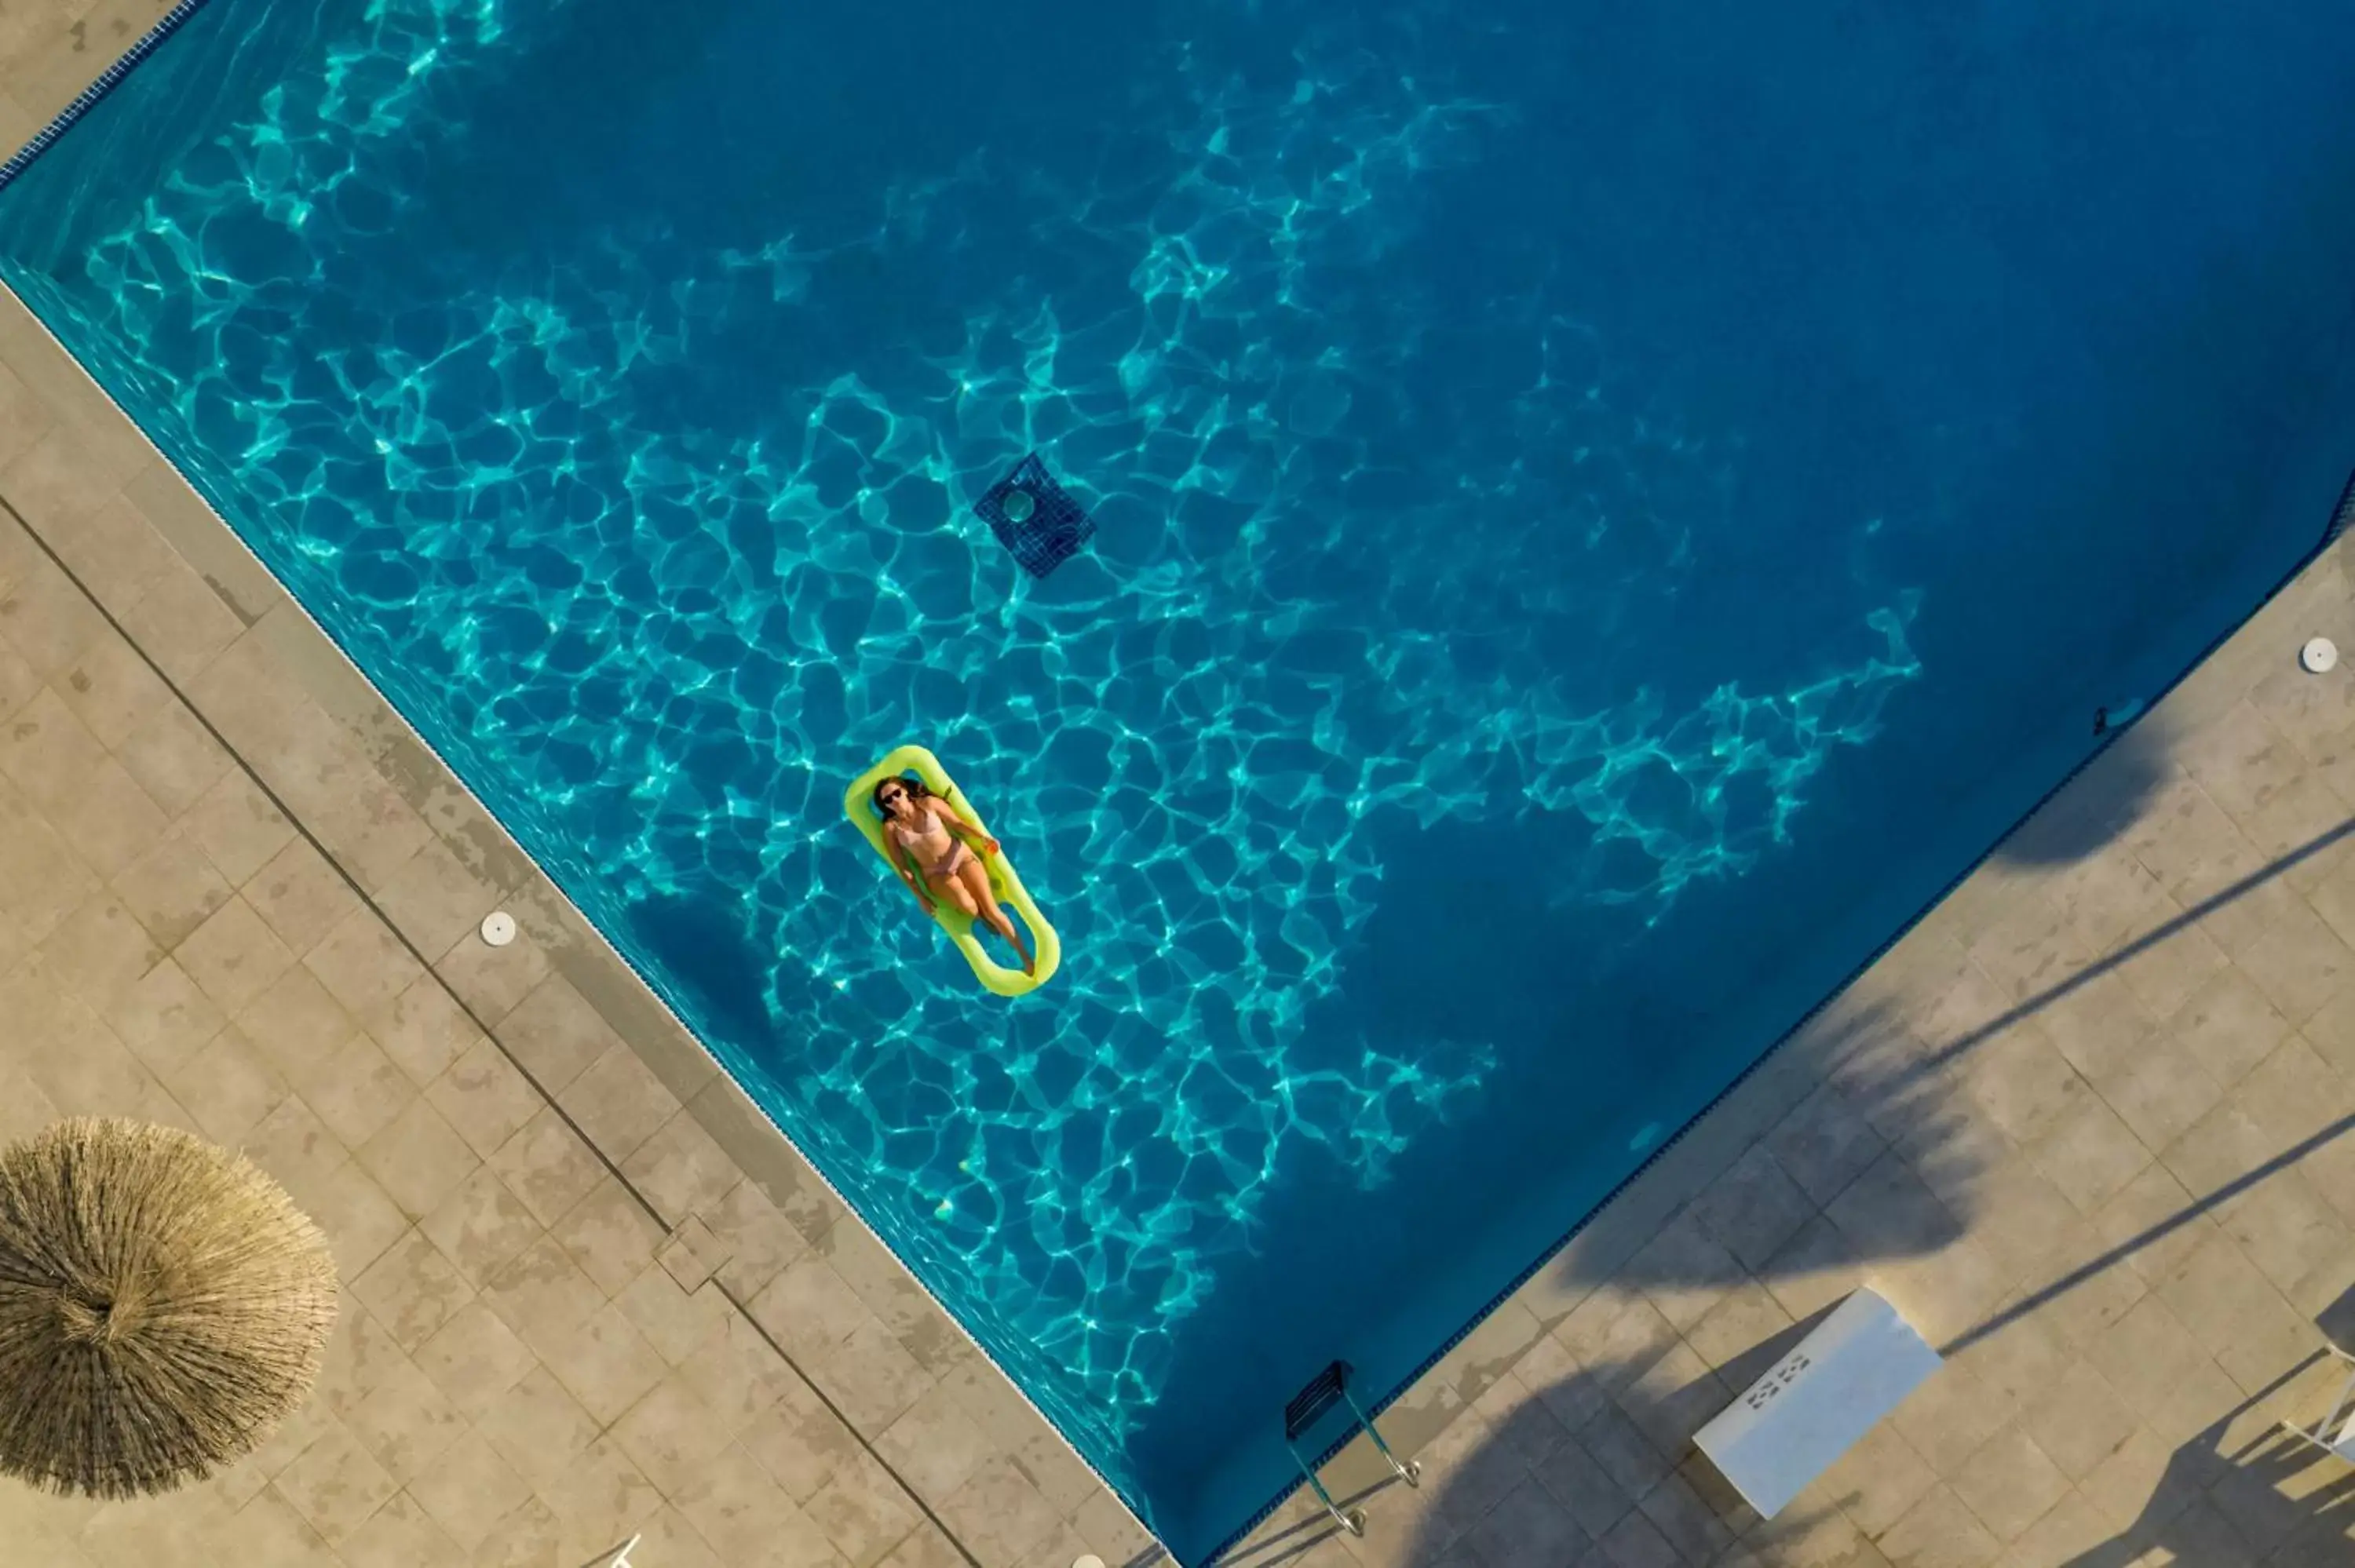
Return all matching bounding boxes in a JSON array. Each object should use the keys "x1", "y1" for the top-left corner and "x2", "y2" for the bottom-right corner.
[{"x1": 844, "y1": 745, "x2": 1061, "y2": 996}]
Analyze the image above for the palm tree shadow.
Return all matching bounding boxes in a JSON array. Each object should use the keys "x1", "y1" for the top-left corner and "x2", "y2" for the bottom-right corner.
[
  {"x1": 1994, "y1": 711, "x2": 2174, "y2": 868},
  {"x1": 1210, "y1": 1346, "x2": 1858, "y2": 1567}
]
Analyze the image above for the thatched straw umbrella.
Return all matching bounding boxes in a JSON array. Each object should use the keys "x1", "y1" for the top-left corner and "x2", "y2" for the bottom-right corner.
[{"x1": 0, "y1": 1118, "x2": 338, "y2": 1497}]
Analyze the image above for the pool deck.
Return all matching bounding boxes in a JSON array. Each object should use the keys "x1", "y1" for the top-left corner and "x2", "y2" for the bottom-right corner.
[{"x1": 7, "y1": 15, "x2": 2355, "y2": 1568}]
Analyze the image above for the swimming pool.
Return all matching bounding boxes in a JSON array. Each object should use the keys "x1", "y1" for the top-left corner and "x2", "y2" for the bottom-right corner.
[{"x1": 8, "y1": 0, "x2": 2355, "y2": 1555}]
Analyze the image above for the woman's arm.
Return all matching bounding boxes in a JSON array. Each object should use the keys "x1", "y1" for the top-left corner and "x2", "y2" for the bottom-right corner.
[{"x1": 927, "y1": 796, "x2": 1000, "y2": 855}]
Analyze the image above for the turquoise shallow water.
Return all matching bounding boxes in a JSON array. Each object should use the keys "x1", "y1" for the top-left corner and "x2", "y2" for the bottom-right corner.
[{"x1": 5, "y1": 0, "x2": 2355, "y2": 1555}]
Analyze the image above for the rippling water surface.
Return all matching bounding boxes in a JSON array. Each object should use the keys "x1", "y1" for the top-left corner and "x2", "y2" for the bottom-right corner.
[{"x1": 6, "y1": 0, "x2": 2353, "y2": 1552}]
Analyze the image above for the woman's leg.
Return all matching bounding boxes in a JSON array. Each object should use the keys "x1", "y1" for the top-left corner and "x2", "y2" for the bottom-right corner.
[
  {"x1": 927, "y1": 869, "x2": 981, "y2": 921},
  {"x1": 955, "y1": 859, "x2": 1032, "y2": 973}
]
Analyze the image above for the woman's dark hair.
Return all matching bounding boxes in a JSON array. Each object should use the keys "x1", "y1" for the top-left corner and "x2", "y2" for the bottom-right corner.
[{"x1": 871, "y1": 775, "x2": 931, "y2": 816}]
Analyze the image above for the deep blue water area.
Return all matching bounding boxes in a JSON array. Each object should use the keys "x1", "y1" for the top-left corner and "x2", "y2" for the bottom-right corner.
[{"x1": 5, "y1": 0, "x2": 2353, "y2": 1554}]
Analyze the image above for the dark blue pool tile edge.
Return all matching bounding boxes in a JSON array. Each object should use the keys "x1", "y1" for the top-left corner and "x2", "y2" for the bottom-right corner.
[
  {"x1": 1203, "y1": 467, "x2": 2355, "y2": 1565},
  {"x1": 0, "y1": 0, "x2": 217, "y2": 196}
]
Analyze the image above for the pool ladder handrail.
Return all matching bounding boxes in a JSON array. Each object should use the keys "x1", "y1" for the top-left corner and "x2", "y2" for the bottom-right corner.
[{"x1": 1282, "y1": 1360, "x2": 1420, "y2": 1537}]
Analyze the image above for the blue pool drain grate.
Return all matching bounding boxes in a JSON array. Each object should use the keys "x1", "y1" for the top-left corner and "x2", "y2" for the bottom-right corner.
[{"x1": 974, "y1": 453, "x2": 1096, "y2": 578}]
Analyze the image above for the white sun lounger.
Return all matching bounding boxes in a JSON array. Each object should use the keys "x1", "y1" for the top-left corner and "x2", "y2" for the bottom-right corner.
[{"x1": 1694, "y1": 1285, "x2": 1943, "y2": 1519}]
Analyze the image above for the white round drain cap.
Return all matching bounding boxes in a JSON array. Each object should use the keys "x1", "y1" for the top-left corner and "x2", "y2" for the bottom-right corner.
[
  {"x1": 1072, "y1": 1557, "x2": 1107, "y2": 1568},
  {"x1": 2303, "y1": 636, "x2": 2339, "y2": 674},
  {"x1": 480, "y1": 910, "x2": 517, "y2": 947}
]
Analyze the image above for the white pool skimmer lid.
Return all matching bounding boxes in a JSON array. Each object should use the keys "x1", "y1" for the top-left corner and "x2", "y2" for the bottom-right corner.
[
  {"x1": 480, "y1": 910, "x2": 518, "y2": 946},
  {"x1": 2303, "y1": 636, "x2": 2339, "y2": 675}
]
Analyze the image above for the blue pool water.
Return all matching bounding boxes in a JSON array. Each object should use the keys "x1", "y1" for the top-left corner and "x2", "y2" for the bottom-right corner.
[{"x1": 8, "y1": 0, "x2": 2355, "y2": 1555}]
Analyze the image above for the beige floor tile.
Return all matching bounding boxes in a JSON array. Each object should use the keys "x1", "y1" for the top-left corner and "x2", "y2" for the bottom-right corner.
[
  {"x1": 2164, "y1": 965, "x2": 2296, "y2": 1089},
  {"x1": 1948, "y1": 1424, "x2": 2068, "y2": 1543},
  {"x1": 352, "y1": 1226, "x2": 477, "y2": 1352},
  {"x1": 0, "y1": 781, "x2": 100, "y2": 943},
  {"x1": 111, "y1": 830, "x2": 231, "y2": 953},
  {"x1": 0, "y1": 574, "x2": 108, "y2": 687},
  {"x1": 615, "y1": 1261, "x2": 735, "y2": 1366},
  {"x1": 2088, "y1": 1034, "x2": 2226, "y2": 1154},
  {"x1": 2211, "y1": 1167, "x2": 2350, "y2": 1308},
  {"x1": 2088, "y1": 1161, "x2": 2219, "y2": 1285},
  {"x1": 872, "y1": 1382, "x2": 996, "y2": 1504},
  {"x1": 750, "y1": 1254, "x2": 878, "y2": 1361},
  {"x1": 338, "y1": 1488, "x2": 467, "y2": 1568},
  {"x1": 557, "y1": 1041, "x2": 682, "y2": 1165},
  {"x1": 50, "y1": 758, "x2": 171, "y2": 882},
  {"x1": 233, "y1": 961, "x2": 359, "y2": 1078},
  {"x1": 305, "y1": 904, "x2": 428, "y2": 1018},
  {"x1": 621, "y1": 1107, "x2": 743, "y2": 1223},
  {"x1": 933, "y1": 1454, "x2": 1061, "y2": 1568},
  {"x1": 38, "y1": 892, "x2": 161, "y2": 1011},
  {"x1": 476, "y1": 1364, "x2": 603, "y2": 1495},
  {"x1": 1891, "y1": 1362, "x2": 2016, "y2": 1481},
  {"x1": 497, "y1": 972, "x2": 623, "y2": 1095},
  {"x1": 553, "y1": 1174, "x2": 668, "y2": 1296},
  {"x1": 367, "y1": 968, "x2": 484, "y2": 1085},
  {"x1": 426, "y1": 1036, "x2": 544, "y2": 1158},
  {"x1": 315, "y1": 1295, "x2": 407, "y2": 1424},
  {"x1": 409, "y1": 1428, "x2": 535, "y2": 1552},
  {"x1": 272, "y1": 1414, "x2": 397, "y2": 1546},
  {"x1": 290, "y1": 1032, "x2": 418, "y2": 1150},
  {"x1": 115, "y1": 701, "x2": 232, "y2": 821},
  {"x1": 177, "y1": 893, "x2": 296, "y2": 1013},
  {"x1": 683, "y1": 1313, "x2": 812, "y2": 1438},
  {"x1": 413, "y1": 1298, "x2": 538, "y2": 1420},
  {"x1": 2233, "y1": 1036, "x2": 2355, "y2": 1150},
  {"x1": 420, "y1": 1167, "x2": 544, "y2": 1294},
  {"x1": 238, "y1": 1092, "x2": 352, "y2": 1211},
  {"x1": 2028, "y1": 972, "x2": 2160, "y2": 1088},
  {"x1": 741, "y1": 1377, "x2": 866, "y2": 1505},
  {"x1": 375, "y1": 836, "x2": 500, "y2": 958},
  {"x1": 657, "y1": 1214, "x2": 731, "y2": 1293},
  {"x1": 2152, "y1": 1232, "x2": 2317, "y2": 1393},
  {"x1": 307, "y1": 1155, "x2": 413, "y2": 1280},
  {"x1": 241, "y1": 834, "x2": 361, "y2": 954},
  {"x1": 356, "y1": 1096, "x2": 480, "y2": 1220},
  {"x1": 480, "y1": 1232, "x2": 609, "y2": 1355},
  {"x1": 2236, "y1": 899, "x2": 2355, "y2": 1025},
  {"x1": 805, "y1": 1448, "x2": 923, "y2": 1568},
  {"x1": 2025, "y1": 1096, "x2": 2152, "y2": 1215},
  {"x1": 57, "y1": 635, "x2": 168, "y2": 749},
  {"x1": 540, "y1": 1300, "x2": 670, "y2": 1426},
  {"x1": 542, "y1": 1437, "x2": 666, "y2": 1563},
  {"x1": 821, "y1": 1217, "x2": 950, "y2": 1344},
  {"x1": 1878, "y1": 1482, "x2": 2000, "y2": 1568},
  {"x1": 199, "y1": 1486, "x2": 333, "y2": 1568},
  {"x1": 612, "y1": 1373, "x2": 736, "y2": 1497},
  {"x1": 468, "y1": 1493, "x2": 562, "y2": 1568},
  {"x1": 704, "y1": 1175, "x2": 813, "y2": 1299},
  {"x1": 345, "y1": 1353, "x2": 468, "y2": 1484},
  {"x1": 2017, "y1": 1362, "x2": 2141, "y2": 1484},
  {"x1": 112, "y1": 553, "x2": 242, "y2": 687},
  {"x1": 180, "y1": 770, "x2": 295, "y2": 885},
  {"x1": 489, "y1": 1105, "x2": 609, "y2": 1226},
  {"x1": 107, "y1": 954, "x2": 225, "y2": 1076},
  {"x1": 2002, "y1": 1489, "x2": 2115, "y2": 1568}
]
